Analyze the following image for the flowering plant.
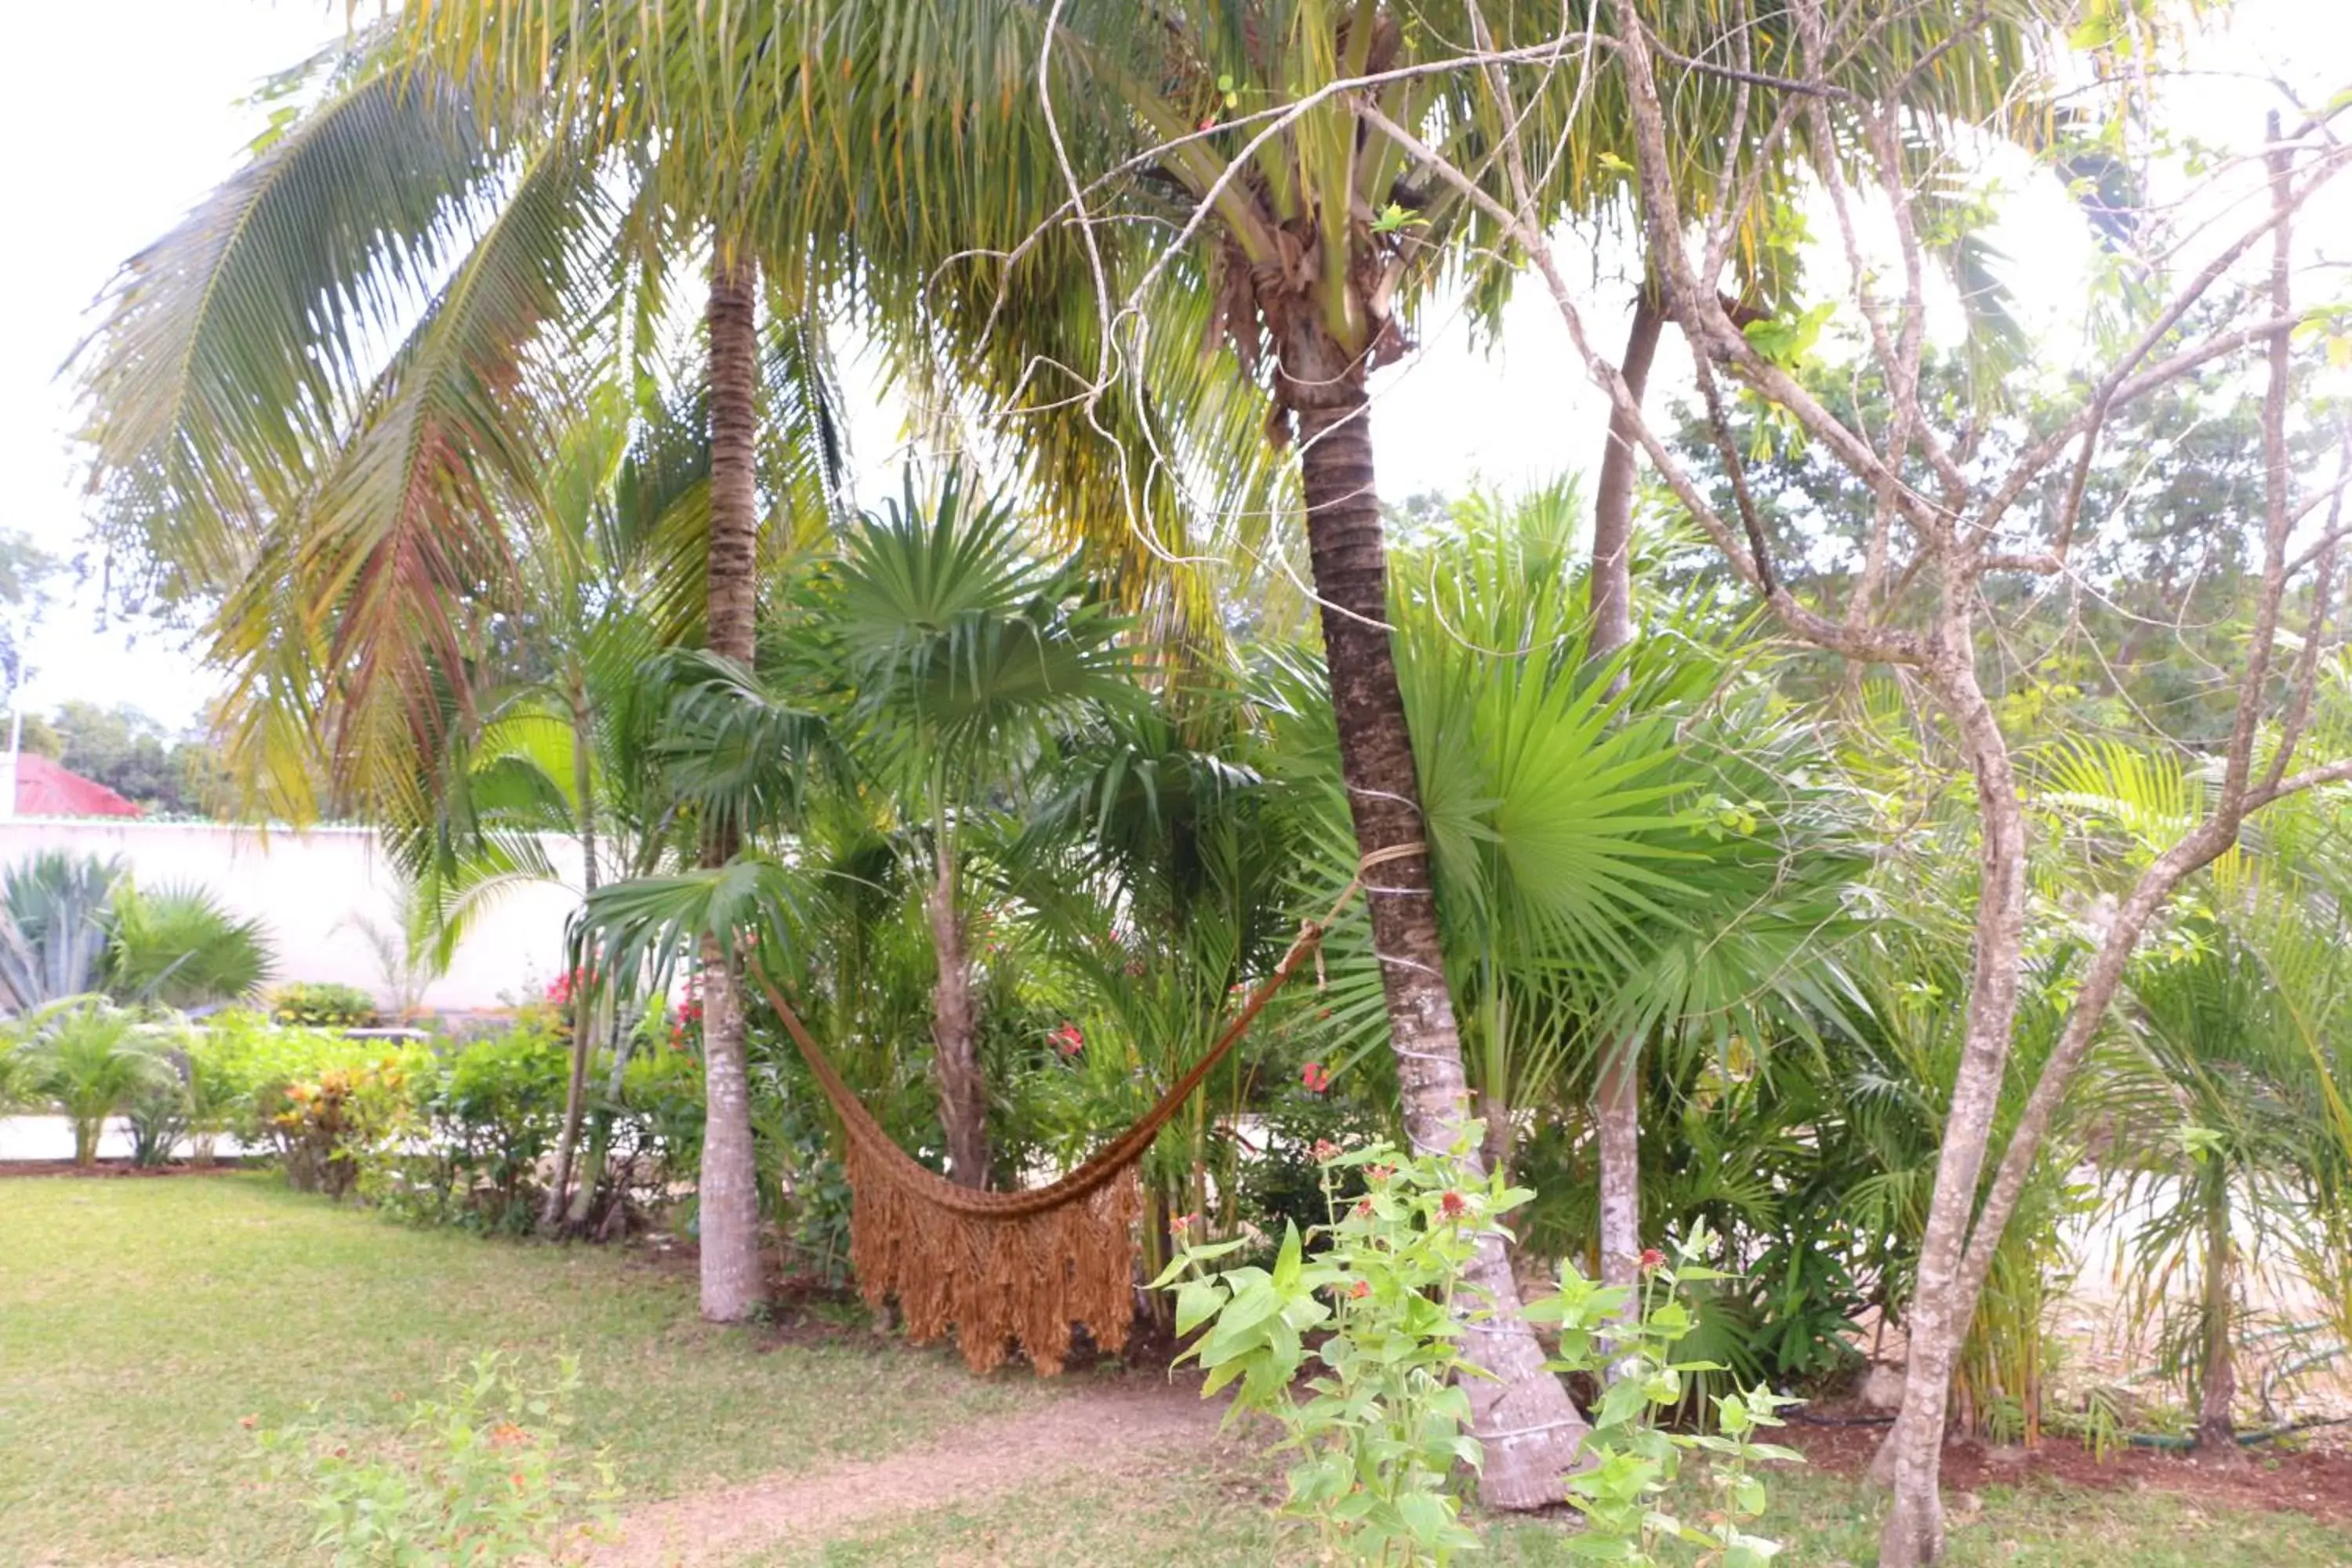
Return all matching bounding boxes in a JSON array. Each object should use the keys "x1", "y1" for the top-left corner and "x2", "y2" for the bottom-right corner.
[
  {"x1": 254, "y1": 1349, "x2": 618, "y2": 1566},
  {"x1": 1155, "y1": 1133, "x2": 1506, "y2": 1565},
  {"x1": 1521, "y1": 1221, "x2": 1800, "y2": 1564},
  {"x1": 1161, "y1": 1140, "x2": 1798, "y2": 1566}
]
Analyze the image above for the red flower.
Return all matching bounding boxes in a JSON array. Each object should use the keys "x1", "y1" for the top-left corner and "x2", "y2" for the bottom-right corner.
[
  {"x1": 1438, "y1": 1191, "x2": 1468, "y2": 1220},
  {"x1": 1368, "y1": 1163, "x2": 1394, "y2": 1183},
  {"x1": 1050, "y1": 1022, "x2": 1084, "y2": 1057},
  {"x1": 1639, "y1": 1247, "x2": 1667, "y2": 1273},
  {"x1": 1300, "y1": 1061, "x2": 1330, "y2": 1094},
  {"x1": 1312, "y1": 1139, "x2": 1341, "y2": 1163},
  {"x1": 1171, "y1": 1211, "x2": 1201, "y2": 1236},
  {"x1": 1349, "y1": 1279, "x2": 1370, "y2": 1299},
  {"x1": 1351, "y1": 1200, "x2": 1373, "y2": 1221}
]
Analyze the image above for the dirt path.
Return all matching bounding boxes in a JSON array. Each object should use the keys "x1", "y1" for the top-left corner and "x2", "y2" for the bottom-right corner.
[{"x1": 590, "y1": 1377, "x2": 1234, "y2": 1567}]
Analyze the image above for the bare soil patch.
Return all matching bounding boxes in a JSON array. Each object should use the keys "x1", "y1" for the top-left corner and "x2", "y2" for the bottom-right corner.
[
  {"x1": 1786, "y1": 1417, "x2": 2352, "y2": 1526},
  {"x1": 590, "y1": 1373, "x2": 1232, "y2": 1567},
  {"x1": 0, "y1": 1157, "x2": 253, "y2": 1178}
]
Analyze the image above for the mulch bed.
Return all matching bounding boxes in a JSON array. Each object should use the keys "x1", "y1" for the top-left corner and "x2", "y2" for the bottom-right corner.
[
  {"x1": 0, "y1": 1157, "x2": 255, "y2": 1179},
  {"x1": 1785, "y1": 1417, "x2": 2352, "y2": 1526}
]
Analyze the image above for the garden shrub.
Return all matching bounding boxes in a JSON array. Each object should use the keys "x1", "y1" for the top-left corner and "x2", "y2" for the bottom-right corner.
[
  {"x1": 353, "y1": 1018, "x2": 569, "y2": 1233},
  {"x1": 1161, "y1": 1134, "x2": 1798, "y2": 1567},
  {"x1": 190, "y1": 1011, "x2": 389, "y2": 1150},
  {"x1": 270, "y1": 982, "x2": 379, "y2": 1030},
  {"x1": 123, "y1": 1069, "x2": 192, "y2": 1167},
  {"x1": 1232, "y1": 1087, "x2": 1385, "y2": 1261},
  {"x1": 17, "y1": 999, "x2": 176, "y2": 1166},
  {"x1": 419, "y1": 1018, "x2": 570, "y2": 1229},
  {"x1": 255, "y1": 1348, "x2": 617, "y2": 1566},
  {"x1": 276, "y1": 1057, "x2": 415, "y2": 1199}
]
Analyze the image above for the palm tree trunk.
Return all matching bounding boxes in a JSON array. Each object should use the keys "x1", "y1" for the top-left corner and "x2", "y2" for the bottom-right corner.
[
  {"x1": 926, "y1": 851, "x2": 988, "y2": 1187},
  {"x1": 1294, "y1": 387, "x2": 1589, "y2": 1511},
  {"x1": 696, "y1": 250, "x2": 768, "y2": 1323},
  {"x1": 542, "y1": 677, "x2": 601, "y2": 1234},
  {"x1": 1589, "y1": 284, "x2": 1664, "y2": 1343},
  {"x1": 2197, "y1": 1178, "x2": 2239, "y2": 1457}
]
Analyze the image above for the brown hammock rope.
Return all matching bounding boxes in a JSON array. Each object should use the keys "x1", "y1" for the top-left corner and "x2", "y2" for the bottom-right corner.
[{"x1": 742, "y1": 849, "x2": 1412, "y2": 1374}]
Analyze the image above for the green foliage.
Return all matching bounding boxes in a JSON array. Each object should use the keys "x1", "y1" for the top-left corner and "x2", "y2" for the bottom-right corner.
[
  {"x1": 17, "y1": 999, "x2": 176, "y2": 1165},
  {"x1": 0, "y1": 852, "x2": 122, "y2": 1011},
  {"x1": 105, "y1": 882, "x2": 278, "y2": 1007},
  {"x1": 42, "y1": 701, "x2": 216, "y2": 816},
  {"x1": 0, "y1": 855, "x2": 279, "y2": 1015},
  {"x1": 374, "y1": 1019, "x2": 572, "y2": 1233},
  {"x1": 1156, "y1": 1136, "x2": 1507, "y2": 1566},
  {"x1": 276, "y1": 1055, "x2": 418, "y2": 1200},
  {"x1": 255, "y1": 1349, "x2": 617, "y2": 1566},
  {"x1": 272, "y1": 982, "x2": 381, "y2": 1029},
  {"x1": 1522, "y1": 1231, "x2": 1799, "y2": 1564},
  {"x1": 1163, "y1": 1139, "x2": 1798, "y2": 1566},
  {"x1": 190, "y1": 1008, "x2": 391, "y2": 1148}
]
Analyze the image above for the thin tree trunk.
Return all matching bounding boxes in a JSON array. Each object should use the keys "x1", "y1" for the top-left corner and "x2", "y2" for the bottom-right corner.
[
  {"x1": 1588, "y1": 283, "x2": 1664, "y2": 656},
  {"x1": 1595, "y1": 1039, "x2": 1642, "y2": 1296},
  {"x1": 566, "y1": 1008, "x2": 633, "y2": 1231},
  {"x1": 1589, "y1": 284, "x2": 1664, "y2": 1341},
  {"x1": 696, "y1": 250, "x2": 767, "y2": 1323},
  {"x1": 1878, "y1": 631, "x2": 2031, "y2": 1568},
  {"x1": 925, "y1": 851, "x2": 988, "y2": 1188},
  {"x1": 2197, "y1": 1181, "x2": 2240, "y2": 1457},
  {"x1": 1294, "y1": 388, "x2": 1589, "y2": 1511},
  {"x1": 543, "y1": 678, "x2": 602, "y2": 1233}
]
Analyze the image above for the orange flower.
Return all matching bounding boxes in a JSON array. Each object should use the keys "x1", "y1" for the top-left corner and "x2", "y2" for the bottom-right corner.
[{"x1": 488, "y1": 1421, "x2": 530, "y2": 1449}]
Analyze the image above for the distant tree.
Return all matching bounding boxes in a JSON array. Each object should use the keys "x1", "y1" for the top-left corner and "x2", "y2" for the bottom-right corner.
[
  {"x1": 0, "y1": 532, "x2": 59, "y2": 703},
  {"x1": 45, "y1": 702, "x2": 200, "y2": 815},
  {"x1": 16, "y1": 714, "x2": 61, "y2": 760}
]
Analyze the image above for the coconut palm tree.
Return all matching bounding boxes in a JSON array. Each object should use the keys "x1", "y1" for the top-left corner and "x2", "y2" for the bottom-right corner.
[
  {"x1": 74, "y1": 22, "x2": 1245, "y2": 1319},
  {"x1": 382, "y1": 3, "x2": 2051, "y2": 1493}
]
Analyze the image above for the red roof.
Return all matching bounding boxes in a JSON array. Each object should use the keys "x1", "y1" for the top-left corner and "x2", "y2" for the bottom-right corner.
[{"x1": 15, "y1": 754, "x2": 142, "y2": 818}]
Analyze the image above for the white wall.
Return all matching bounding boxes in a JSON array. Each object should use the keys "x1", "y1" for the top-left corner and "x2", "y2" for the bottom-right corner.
[{"x1": 0, "y1": 818, "x2": 581, "y2": 1013}]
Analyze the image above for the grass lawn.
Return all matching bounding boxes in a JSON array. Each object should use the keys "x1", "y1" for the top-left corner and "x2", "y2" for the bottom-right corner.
[
  {"x1": 750, "y1": 1456, "x2": 2350, "y2": 1568},
  {"x1": 0, "y1": 1173, "x2": 1057, "y2": 1566},
  {"x1": 5, "y1": 1172, "x2": 2345, "y2": 1566}
]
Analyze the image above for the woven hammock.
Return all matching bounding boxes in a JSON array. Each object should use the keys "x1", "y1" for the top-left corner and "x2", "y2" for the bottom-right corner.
[{"x1": 746, "y1": 911, "x2": 1338, "y2": 1374}]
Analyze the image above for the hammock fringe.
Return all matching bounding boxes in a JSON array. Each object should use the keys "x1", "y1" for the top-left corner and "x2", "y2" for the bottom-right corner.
[{"x1": 745, "y1": 908, "x2": 1338, "y2": 1374}]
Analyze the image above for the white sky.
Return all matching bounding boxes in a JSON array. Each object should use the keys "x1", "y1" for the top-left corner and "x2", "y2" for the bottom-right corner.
[{"x1": 0, "y1": 1, "x2": 2345, "y2": 732}]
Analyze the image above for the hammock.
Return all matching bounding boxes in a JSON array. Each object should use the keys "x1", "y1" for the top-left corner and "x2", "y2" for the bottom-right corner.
[{"x1": 745, "y1": 883, "x2": 1363, "y2": 1374}]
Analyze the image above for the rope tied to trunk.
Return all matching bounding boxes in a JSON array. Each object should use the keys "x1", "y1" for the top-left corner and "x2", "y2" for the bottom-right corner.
[{"x1": 742, "y1": 844, "x2": 1422, "y2": 1373}]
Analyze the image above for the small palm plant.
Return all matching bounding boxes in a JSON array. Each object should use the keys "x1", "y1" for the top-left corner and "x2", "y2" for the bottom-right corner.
[{"x1": 24, "y1": 1000, "x2": 174, "y2": 1167}]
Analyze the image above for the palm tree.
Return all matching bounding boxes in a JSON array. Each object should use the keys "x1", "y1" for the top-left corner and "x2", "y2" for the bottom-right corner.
[
  {"x1": 1007, "y1": 670, "x2": 1303, "y2": 1258},
  {"x1": 384, "y1": 5, "x2": 2046, "y2": 1495},
  {"x1": 2114, "y1": 881, "x2": 2352, "y2": 1456},
  {"x1": 72, "y1": 24, "x2": 1220, "y2": 1319},
  {"x1": 823, "y1": 474, "x2": 1134, "y2": 1184},
  {"x1": 21, "y1": 1000, "x2": 173, "y2": 1167}
]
